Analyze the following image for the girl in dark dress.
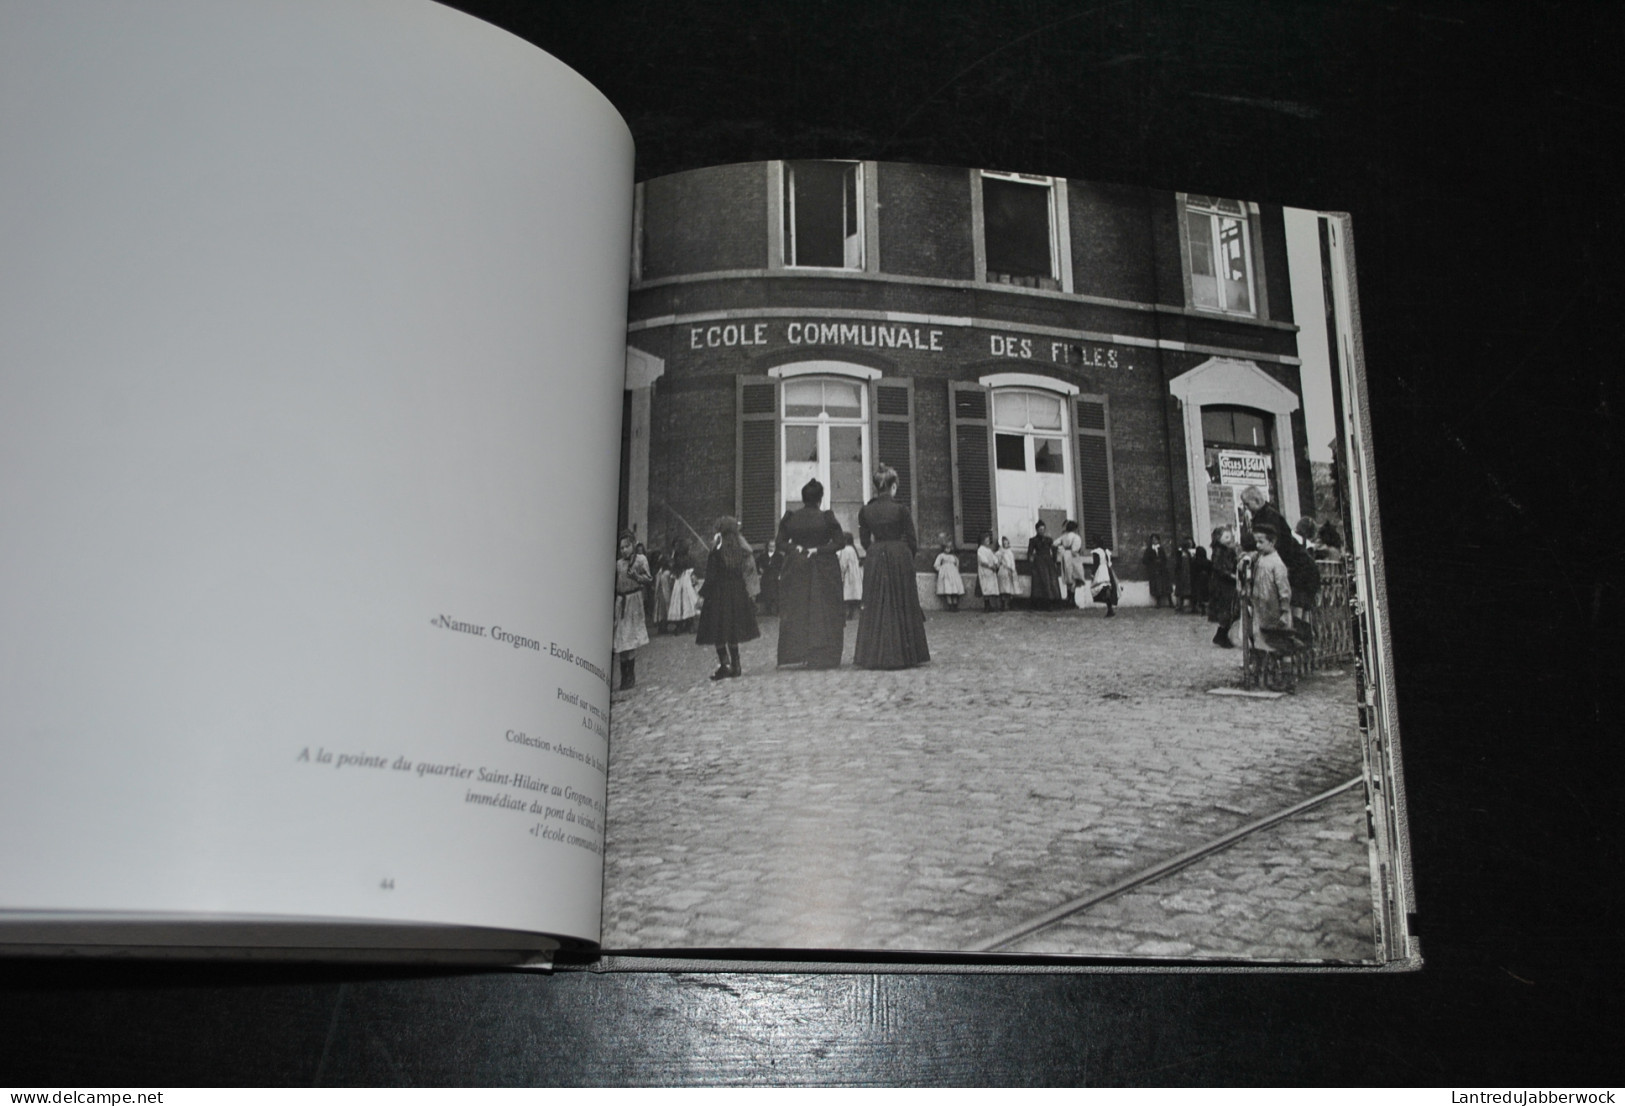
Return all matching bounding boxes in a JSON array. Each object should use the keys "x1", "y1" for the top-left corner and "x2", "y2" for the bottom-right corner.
[
  {"x1": 1191, "y1": 542, "x2": 1212, "y2": 615},
  {"x1": 775, "y1": 478, "x2": 846, "y2": 668},
  {"x1": 854, "y1": 464, "x2": 930, "y2": 669},
  {"x1": 1208, "y1": 525, "x2": 1240, "y2": 647},
  {"x1": 1143, "y1": 534, "x2": 1173, "y2": 608},
  {"x1": 1026, "y1": 521, "x2": 1064, "y2": 609},
  {"x1": 695, "y1": 516, "x2": 760, "y2": 679},
  {"x1": 1173, "y1": 537, "x2": 1196, "y2": 612},
  {"x1": 755, "y1": 539, "x2": 783, "y2": 615}
]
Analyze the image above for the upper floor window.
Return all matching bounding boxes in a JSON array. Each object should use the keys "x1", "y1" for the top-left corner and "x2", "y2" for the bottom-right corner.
[
  {"x1": 784, "y1": 161, "x2": 864, "y2": 269},
  {"x1": 980, "y1": 172, "x2": 1065, "y2": 290},
  {"x1": 1184, "y1": 195, "x2": 1256, "y2": 315}
]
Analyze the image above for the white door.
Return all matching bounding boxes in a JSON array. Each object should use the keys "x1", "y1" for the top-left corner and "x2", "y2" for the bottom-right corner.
[
  {"x1": 781, "y1": 377, "x2": 870, "y2": 541},
  {"x1": 992, "y1": 389, "x2": 1073, "y2": 549}
]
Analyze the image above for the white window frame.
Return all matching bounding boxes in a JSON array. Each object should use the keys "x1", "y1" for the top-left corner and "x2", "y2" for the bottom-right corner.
[
  {"x1": 779, "y1": 375, "x2": 872, "y2": 528},
  {"x1": 1168, "y1": 357, "x2": 1302, "y2": 545},
  {"x1": 972, "y1": 171, "x2": 1074, "y2": 293},
  {"x1": 988, "y1": 384, "x2": 1075, "y2": 549},
  {"x1": 779, "y1": 160, "x2": 868, "y2": 271},
  {"x1": 1180, "y1": 194, "x2": 1260, "y2": 317}
]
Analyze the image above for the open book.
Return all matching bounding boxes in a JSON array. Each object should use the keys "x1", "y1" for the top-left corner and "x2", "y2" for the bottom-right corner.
[{"x1": 0, "y1": 0, "x2": 1416, "y2": 969}]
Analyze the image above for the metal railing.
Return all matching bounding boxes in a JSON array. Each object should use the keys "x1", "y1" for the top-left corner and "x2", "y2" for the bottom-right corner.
[{"x1": 1240, "y1": 556, "x2": 1354, "y2": 690}]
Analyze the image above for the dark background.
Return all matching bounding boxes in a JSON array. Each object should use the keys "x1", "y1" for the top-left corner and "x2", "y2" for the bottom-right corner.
[{"x1": 4, "y1": 0, "x2": 1619, "y2": 1086}]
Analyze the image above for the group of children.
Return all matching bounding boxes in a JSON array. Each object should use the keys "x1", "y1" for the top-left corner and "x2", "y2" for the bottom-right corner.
[
  {"x1": 617, "y1": 501, "x2": 1345, "y2": 693},
  {"x1": 933, "y1": 529, "x2": 1115, "y2": 614},
  {"x1": 1212, "y1": 515, "x2": 1344, "y2": 692},
  {"x1": 1143, "y1": 533, "x2": 1211, "y2": 613},
  {"x1": 640, "y1": 538, "x2": 702, "y2": 635},
  {"x1": 958, "y1": 533, "x2": 1015, "y2": 612}
]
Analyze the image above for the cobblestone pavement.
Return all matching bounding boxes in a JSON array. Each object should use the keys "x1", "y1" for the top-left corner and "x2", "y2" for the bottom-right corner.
[
  {"x1": 601, "y1": 604, "x2": 1377, "y2": 962},
  {"x1": 997, "y1": 785, "x2": 1375, "y2": 960}
]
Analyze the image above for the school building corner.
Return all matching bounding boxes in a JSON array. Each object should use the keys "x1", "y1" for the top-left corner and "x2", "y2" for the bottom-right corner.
[{"x1": 619, "y1": 161, "x2": 1316, "y2": 605}]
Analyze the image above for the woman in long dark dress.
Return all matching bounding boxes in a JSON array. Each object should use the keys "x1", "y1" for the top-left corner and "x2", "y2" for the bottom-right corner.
[
  {"x1": 695, "y1": 516, "x2": 760, "y2": 679},
  {"x1": 775, "y1": 478, "x2": 846, "y2": 668},
  {"x1": 854, "y1": 465, "x2": 930, "y2": 669},
  {"x1": 1026, "y1": 520, "x2": 1064, "y2": 609}
]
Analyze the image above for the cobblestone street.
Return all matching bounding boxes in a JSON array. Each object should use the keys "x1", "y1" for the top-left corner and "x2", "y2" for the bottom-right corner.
[{"x1": 601, "y1": 603, "x2": 1378, "y2": 962}]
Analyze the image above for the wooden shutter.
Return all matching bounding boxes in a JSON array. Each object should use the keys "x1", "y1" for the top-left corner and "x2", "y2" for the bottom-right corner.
[
  {"x1": 737, "y1": 376, "x2": 780, "y2": 545},
  {"x1": 950, "y1": 381, "x2": 996, "y2": 547},
  {"x1": 870, "y1": 378, "x2": 916, "y2": 512},
  {"x1": 1074, "y1": 393, "x2": 1116, "y2": 550}
]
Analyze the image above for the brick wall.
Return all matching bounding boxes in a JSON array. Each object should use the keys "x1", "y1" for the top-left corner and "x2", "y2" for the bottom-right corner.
[
  {"x1": 628, "y1": 162, "x2": 1307, "y2": 580},
  {"x1": 1096, "y1": 354, "x2": 1179, "y2": 574},
  {"x1": 1066, "y1": 180, "x2": 1159, "y2": 303},
  {"x1": 641, "y1": 163, "x2": 768, "y2": 280},
  {"x1": 1147, "y1": 192, "x2": 1186, "y2": 307},
  {"x1": 1259, "y1": 204, "x2": 1295, "y2": 324},
  {"x1": 639, "y1": 328, "x2": 1198, "y2": 580},
  {"x1": 648, "y1": 371, "x2": 736, "y2": 554},
  {"x1": 876, "y1": 162, "x2": 976, "y2": 280}
]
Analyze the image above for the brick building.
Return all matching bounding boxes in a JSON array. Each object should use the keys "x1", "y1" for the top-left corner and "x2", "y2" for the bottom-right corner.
[{"x1": 621, "y1": 161, "x2": 1312, "y2": 602}]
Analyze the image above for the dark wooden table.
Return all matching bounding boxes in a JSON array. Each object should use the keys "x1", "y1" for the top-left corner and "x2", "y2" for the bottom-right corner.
[{"x1": 5, "y1": 0, "x2": 1618, "y2": 1085}]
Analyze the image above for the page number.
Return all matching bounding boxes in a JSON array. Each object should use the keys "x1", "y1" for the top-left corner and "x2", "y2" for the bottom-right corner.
[{"x1": 379, "y1": 878, "x2": 395, "y2": 890}]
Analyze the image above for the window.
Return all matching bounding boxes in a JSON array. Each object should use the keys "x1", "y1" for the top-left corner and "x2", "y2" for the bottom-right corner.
[
  {"x1": 738, "y1": 373, "x2": 915, "y2": 546},
  {"x1": 781, "y1": 377, "x2": 870, "y2": 537},
  {"x1": 990, "y1": 388, "x2": 1073, "y2": 549},
  {"x1": 1202, "y1": 403, "x2": 1277, "y2": 504},
  {"x1": 1202, "y1": 406, "x2": 1272, "y2": 449},
  {"x1": 783, "y1": 161, "x2": 864, "y2": 269},
  {"x1": 979, "y1": 172, "x2": 1065, "y2": 290},
  {"x1": 952, "y1": 382, "x2": 1115, "y2": 552},
  {"x1": 1184, "y1": 195, "x2": 1256, "y2": 315}
]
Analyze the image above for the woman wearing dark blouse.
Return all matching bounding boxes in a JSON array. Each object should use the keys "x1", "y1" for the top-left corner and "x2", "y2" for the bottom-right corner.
[
  {"x1": 854, "y1": 465, "x2": 930, "y2": 669},
  {"x1": 1026, "y1": 521, "x2": 1064, "y2": 609},
  {"x1": 774, "y1": 478, "x2": 846, "y2": 668}
]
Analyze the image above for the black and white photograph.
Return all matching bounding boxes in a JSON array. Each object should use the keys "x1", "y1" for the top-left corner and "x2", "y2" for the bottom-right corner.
[
  {"x1": 5, "y1": 0, "x2": 1617, "y2": 1088},
  {"x1": 603, "y1": 161, "x2": 1411, "y2": 963}
]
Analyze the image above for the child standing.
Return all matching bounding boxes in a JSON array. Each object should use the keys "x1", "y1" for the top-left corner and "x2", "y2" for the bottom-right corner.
[
  {"x1": 1173, "y1": 537, "x2": 1195, "y2": 612},
  {"x1": 934, "y1": 539, "x2": 964, "y2": 611},
  {"x1": 665, "y1": 538, "x2": 699, "y2": 633},
  {"x1": 755, "y1": 538, "x2": 782, "y2": 616},
  {"x1": 996, "y1": 536, "x2": 1018, "y2": 610},
  {"x1": 1247, "y1": 523, "x2": 1296, "y2": 690},
  {"x1": 837, "y1": 532, "x2": 863, "y2": 621},
  {"x1": 1143, "y1": 533, "x2": 1172, "y2": 609},
  {"x1": 694, "y1": 517, "x2": 760, "y2": 679},
  {"x1": 653, "y1": 544, "x2": 677, "y2": 634},
  {"x1": 1056, "y1": 519, "x2": 1091, "y2": 608},
  {"x1": 1208, "y1": 526, "x2": 1239, "y2": 646},
  {"x1": 1089, "y1": 536, "x2": 1119, "y2": 618},
  {"x1": 976, "y1": 531, "x2": 1000, "y2": 612},
  {"x1": 612, "y1": 531, "x2": 653, "y2": 690}
]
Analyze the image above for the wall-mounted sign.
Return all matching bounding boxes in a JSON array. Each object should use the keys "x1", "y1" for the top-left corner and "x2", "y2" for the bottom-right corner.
[
  {"x1": 679, "y1": 317, "x2": 1131, "y2": 370},
  {"x1": 1217, "y1": 449, "x2": 1271, "y2": 488},
  {"x1": 1207, "y1": 482, "x2": 1240, "y2": 535}
]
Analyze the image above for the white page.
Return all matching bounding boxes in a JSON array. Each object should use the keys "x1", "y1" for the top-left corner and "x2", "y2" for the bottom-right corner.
[{"x1": 0, "y1": 0, "x2": 632, "y2": 945}]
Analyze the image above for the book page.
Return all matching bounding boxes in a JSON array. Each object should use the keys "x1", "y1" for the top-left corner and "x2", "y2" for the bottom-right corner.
[
  {"x1": 0, "y1": 0, "x2": 631, "y2": 947},
  {"x1": 600, "y1": 162, "x2": 1413, "y2": 964}
]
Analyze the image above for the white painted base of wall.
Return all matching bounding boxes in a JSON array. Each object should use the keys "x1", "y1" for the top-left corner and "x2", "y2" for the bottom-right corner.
[{"x1": 912, "y1": 574, "x2": 1154, "y2": 608}]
